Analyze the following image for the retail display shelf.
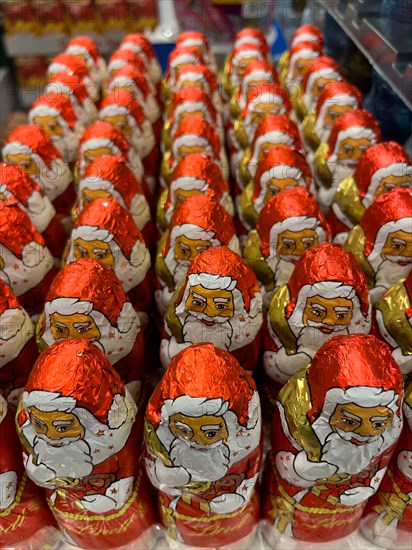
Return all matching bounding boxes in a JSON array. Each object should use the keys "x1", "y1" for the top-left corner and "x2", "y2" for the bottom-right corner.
[{"x1": 316, "y1": 0, "x2": 412, "y2": 111}]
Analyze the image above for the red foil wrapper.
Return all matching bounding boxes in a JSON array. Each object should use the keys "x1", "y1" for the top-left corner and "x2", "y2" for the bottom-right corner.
[
  {"x1": 3, "y1": 124, "x2": 75, "y2": 215},
  {"x1": 223, "y1": 42, "x2": 267, "y2": 97},
  {"x1": 157, "y1": 152, "x2": 233, "y2": 232},
  {"x1": 36, "y1": 257, "x2": 147, "y2": 396},
  {"x1": 107, "y1": 49, "x2": 151, "y2": 85},
  {"x1": 155, "y1": 194, "x2": 239, "y2": 316},
  {"x1": 171, "y1": 64, "x2": 221, "y2": 115},
  {"x1": 0, "y1": 162, "x2": 66, "y2": 258},
  {"x1": 362, "y1": 380, "x2": 412, "y2": 548},
  {"x1": 343, "y1": 187, "x2": 412, "y2": 305},
  {"x1": 263, "y1": 243, "x2": 371, "y2": 386},
  {"x1": 290, "y1": 24, "x2": 324, "y2": 49},
  {"x1": 65, "y1": 35, "x2": 107, "y2": 85},
  {"x1": 119, "y1": 33, "x2": 163, "y2": 87},
  {"x1": 0, "y1": 202, "x2": 57, "y2": 317},
  {"x1": 160, "y1": 246, "x2": 263, "y2": 374},
  {"x1": 16, "y1": 339, "x2": 157, "y2": 549},
  {"x1": 262, "y1": 334, "x2": 403, "y2": 543},
  {"x1": 234, "y1": 60, "x2": 280, "y2": 116},
  {"x1": 176, "y1": 31, "x2": 215, "y2": 69},
  {"x1": 66, "y1": 197, "x2": 152, "y2": 314},
  {"x1": 234, "y1": 28, "x2": 269, "y2": 53},
  {"x1": 0, "y1": 280, "x2": 37, "y2": 406},
  {"x1": 244, "y1": 187, "x2": 331, "y2": 308},
  {"x1": 281, "y1": 40, "x2": 323, "y2": 84},
  {"x1": 0, "y1": 395, "x2": 55, "y2": 547},
  {"x1": 144, "y1": 343, "x2": 262, "y2": 547},
  {"x1": 164, "y1": 46, "x2": 205, "y2": 91},
  {"x1": 315, "y1": 109, "x2": 381, "y2": 212},
  {"x1": 47, "y1": 52, "x2": 98, "y2": 102}
]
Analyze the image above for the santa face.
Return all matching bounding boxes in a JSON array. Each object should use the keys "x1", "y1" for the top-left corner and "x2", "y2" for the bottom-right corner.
[
  {"x1": 310, "y1": 75, "x2": 337, "y2": 104},
  {"x1": 184, "y1": 284, "x2": 234, "y2": 321},
  {"x1": 169, "y1": 412, "x2": 229, "y2": 448},
  {"x1": 291, "y1": 56, "x2": 315, "y2": 81},
  {"x1": 32, "y1": 114, "x2": 64, "y2": 140},
  {"x1": 264, "y1": 177, "x2": 299, "y2": 202},
  {"x1": 73, "y1": 237, "x2": 115, "y2": 269},
  {"x1": 373, "y1": 173, "x2": 412, "y2": 200},
  {"x1": 81, "y1": 186, "x2": 111, "y2": 207},
  {"x1": 323, "y1": 104, "x2": 354, "y2": 131},
  {"x1": 380, "y1": 229, "x2": 412, "y2": 266},
  {"x1": 276, "y1": 228, "x2": 319, "y2": 263},
  {"x1": 50, "y1": 311, "x2": 101, "y2": 342},
  {"x1": 174, "y1": 235, "x2": 211, "y2": 263},
  {"x1": 258, "y1": 140, "x2": 290, "y2": 160},
  {"x1": 336, "y1": 137, "x2": 372, "y2": 169},
  {"x1": 235, "y1": 55, "x2": 260, "y2": 79},
  {"x1": 250, "y1": 101, "x2": 282, "y2": 125},
  {"x1": 329, "y1": 403, "x2": 394, "y2": 444},
  {"x1": 101, "y1": 114, "x2": 133, "y2": 140},
  {"x1": 177, "y1": 144, "x2": 208, "y2": 163},
  {"x1": 302, "y1": 294, "x2": 353, "y2": 334},
  {"x1": 82, "y1": 146, "x2": 115, "y2": 170},
  {"x1": 5, "y1": 152, "x2": 39, "y2": 179},
  {"x1": 28, "y1": 406, "x2": 85, "y2": 445},
  {"x1": 177, "y1": 108, "x2": 206, "y2": 124}
]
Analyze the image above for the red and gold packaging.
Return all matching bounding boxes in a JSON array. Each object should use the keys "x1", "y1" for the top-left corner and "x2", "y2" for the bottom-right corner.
[
  {"x1": 0, "y1": 394, "x2": 56, "y2": 547},
  {"x1": 47, "y1": 52, "x2": 99, "y2": 102},
  {"x1": 29, "y1": 92, "x2": 85, "y2": 164},
  {"x1": 160, "y1": 246, "x2": 263, "y2": 374},
  {"x1": 119, "y1": 33, "x2": 163, "y2": 89},
  {"x1": 263, "y1": 243, "x2": 371, "y2": 388},
  {"x1": 222, "y1": 42, "x2": 267, "y2": 100},
  {"x1": 234, "y1": 28, "x2": 269, "y2": 52},
  {"x1": 155, "y1": 194, "x2": 239, "y2": 317},
  {"x1": 163, "y1": 46, "x2": 205, "y2": 94},
  {"x1": 280, "y1": 40, "x2": 323, "y2": 87},
  {"x1": 343, "y1": 187, "x2": 412, "y2": 305},
  {"x1": 157, "y1": 152, "x2": 234, "y2": 233},
  {"x1": 170, "y1": 64, "x2": 221, "y2": 114},
  {"x1": 75, "y1": 155, "x2": 153, "y2": 249},
  {"x1": 3, "y1": 124, "x2": 75, "y2": 215},
  {"x1": 144, "y1": 343, "x2": 262, "y2": 547},
  {"x1": 175, "y1": 30, "x2": 217, "y2": 71},
  {"x1": 240, "y1": 145, "x2": 312, "y2": 231},
  {"x1": 107, "y1": 48, "x2": 151, "y2": 87},
  {"x1": 244, "y1": 187, "x2": 331, "y2": 309},
  {"x1": 0, "y1": 163, "x2": 66, "y2": 258},
  {"x1": 0, "y1": 202, "x2": 57, "y2": 317},
  {"x1": 34, "y1": 0, "x2": 67, "y2": 35},
  {"x1": 65, "y1": 197, "x2": 153, "y2": 314},
  {"x1": 65, "y1": 35, "x2": 107, "y2": 85},
  {"x1": 373, "y1": 270, "x2": 412, "y2": 378},
  {"x1": 16, "y1": 339, "x2": 158, "y2": 549},
  {"x1": 278, "y1": 24, "x2": 323, "y2": 85},
  {"x1": 329, "y1": 141, "x2": 412, "y2": 242},
  {"x1": 36, "y1": 257, "x2": 148, "y2": 396},
  {"x1": 64, "y1": 0, "x2": 99, "y2": 35},
  {"x1": 262, "y1": 334, "x2": 403, "y2": 543},
  {"x1": 2, "y1": 0, "x2": 36, "y2": 35},
  {"x1": 362, "y1": 379, "x2": 412, "y2": 548},
  {"x1": 315, "y1": 109, "x2": 381, "y2": 212}
]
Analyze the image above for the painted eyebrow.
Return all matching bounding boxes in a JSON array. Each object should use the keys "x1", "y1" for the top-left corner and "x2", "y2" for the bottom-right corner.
[
  {"x1": 301, "y1": 237, "x2": 315, "y2": 242},
  {"x1": 73, "y1": 322, "x2": 92, "y2": 328},
  {"x1": 92, "y1": 248, "x2": 108, "y2": 253},
  {"x1": 75, "y1": 243, "x2": 87, "y2": 251},
  {"x1": 341, "y1": 409, "x2": 361, "y2": 421},
  {"x1": 334, "y1": 306, "x2": 351, "y2": 312},
  {"x1": 309, "y1": 302, "x2": 326, "y2": 311},
  {"x1": 214, "y1": 297, "x2": 230, "y2": 303},
  {"x1": 52, "y1": 420, "x2": 74, "y2": 426},
  {"x1": 52, "y1": 320, "x2": 68, "y2": 328},
  {"x1": 191, "y1": 291, "x2": 207, "y2": 302},
  {"x1": 281, "y1": 238, "x2": 296, "y2": 243},
  {"x1": 371, "y1": 415, "x2": 391, "y2": 422},
  {"x1": 31, "y1": 415, "x2": 46, "y2": 425},
  {"x1": 201, "y1": 424, "x2": 223, "y2": 431},
  {"x1": 174, "y1": 421, "x2": 192, "y2": 430},
  {"x1": 178, "y1": 242, "x2": 190, "y2": 249},
  {"x1": 391, "y1": 238, "x2": 406, "y2": 244}
]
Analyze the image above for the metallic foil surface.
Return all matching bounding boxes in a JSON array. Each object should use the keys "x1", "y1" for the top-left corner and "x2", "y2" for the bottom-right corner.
[
  {"x1": 65, "y1": 36, "x2": 106, "y2": 84},
  {"x1": 48, "y1": 53, "x2": 90, "y2": 81},
  {"x1": 15, "y1": 339, "x2": 157, "y2": 549},
  {"x1": 223, "y1": 42, "x2": 267, "y2": 96},
  {"x1": 0, "y1": 395, "x2": 55, "y2": 547},
  {"x1": 119, "y1": 33, "x2": 161, "y2": 83},
  {"x1": 343, "y1": 187, "x2": 412, "y2": 304},
  {"x1": 234, "y1": 28, "x2": 269, "y2": 53},
  {"x1": 160, "y1": 246, "x2": 263, "y2": 374},
  {"x1": 176, "y1": 31, "x2": 213, "y2": 62},
  {"x1": 262, "y1": 334, "x2": 403, "y2": 543},
  {"x1": 107, "y1": 48, "x2": 150, "y2": 81},
  {"x1": 245, "y1": 187, "x2": 331, "y2": 308},
  {"x1": 164, "y1": 46, "x2": 205, "y2": 89},
  {"x1": 155, "y1": 194, "x2": 239, "y2": 316},
  {"x1": 263, "y1": 242, "x2": 371, "y2": 386},
  {"x1": 290, "y1": 24, "x2": 324, "y2": 49},
  {"x1": 173, "y1": 63, "x2": 219, "y2": 97},
  {"x1": 281, "y1": 40, "x2": 323, "y2": 86},
  {"x1": 144, "y1": 342, "x2": 261, "y2": 546}
]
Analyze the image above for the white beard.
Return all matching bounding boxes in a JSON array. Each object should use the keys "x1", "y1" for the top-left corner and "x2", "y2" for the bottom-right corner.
[
  {"x1": 51, "y1": 132, "x2": 78, "y2": 164},
  {"x1": 327, "y1": 156, "x2": 357, "y2": 186},
  {"x1": 165, "y1": 252, "x2": 190, "y2": 288},
  {"x1": 182, "y1": 314, "x2": 233, "y2": 350},
  {"x1": 296, "y1": 323, "x2": 350, "y2": 357},
  {"x1": 269, "y1": 257, "x2": 296, "y2": 288},
  {"x1": 169, "y1": 437, "x2": 230, "y2": 482},
  {"x1": 372, "y1": 257, "x2": 412, "y2": 289}
]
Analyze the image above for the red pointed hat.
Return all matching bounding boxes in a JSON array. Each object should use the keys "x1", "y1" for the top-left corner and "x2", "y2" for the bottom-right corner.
[
  {"x1": 167, "y1": 46, "x2": 205, "y2": 71},
  {"x1": 66, "y1": 36, "x2": 101, "y2": 65},
  {"x1": 168, "y1": 87, "x2": 218, "y2": 124},
  {"x1": 106, "y1": 64, "x2": 151, "y2": 100},
  {"x1": 173, "y1": 116, "x2": 221, "y2": 158},
  {"x1": 174, "y1": 64, "x2": 218, "y2": 95},
  {"x1": 300, "y1": 55, "x2": 343, "y2": 95},
  {"x1": 234, "y1": 28, "x2": 269, "y2": 53},
  {"x1": 120, "y1": 33, "x2": 157, "y2": 62},
  {"x1": 30, "y1": 92, "x2": 78, "y2": 129},
  {"x1": 108, "y1": 49, "x2": 148, "y2": 75},
  {"x1": 25, "y1": 339, "x2": 125, "y2": 424},
  {"x1": 353, "y1": 142, "x2": 412, "y2": 199},
  {"x1": 243, "y1": 83, "x2": 292, "y2": 117},
  {"x1": 307, "y1": 334, "x2": 403, "y2": 424},
  {"x1": 0, "y1": 201, "x2": 45, "y2": 258},
  {"x1": 79, "y1": 122, "x2": 131, "y2": 159},
  {"x1": 326, "y1": 109, "x2": 381, "y2": 158},
  {"x1": 48, "y1": 53, "x2": 90, "y2": 80},
  {"x1": 74, "y1": 198, "x2": 145, "y2": 259},
  {"x1": 4, "y1": 125, "x2": 63, "y2": 168},
  {"x1": 80, "y1": 156, "x2": 145, "y2": 208},
  {"x1": 257, "y1": 187, "x2": 330, "y2": 257},
  {"x1": 227, "y1": 42, "x2": 266, "y2": 77},
  {"x1": 253, "y1": 146, "x2": 311, "y2": 200},
  {"x1": 45, "y1": 258, "x2": 129, "y2": 327},
  {"x1": 315, "y1": 81, "x2": 363, "y2": 118},
  {"x1": 360, "y1": 187, "x2": 412, "y2": 256},
  {"x1": 251, "y1": 116, "x2": 303, "y2": 156},
  {"x1": 288, "y1": 40, "x2": 323, "y2": 60},
  {"x1": 171, "y1": 152, "x2": 225, "y2": 184},
  {"x1": 0, "y1": 163, "x2": 46, "y2": 206},
  {"x1": 100, "y1": 89, "x2": 146, "y2": 129},
  {"x1": 177, "y1": 246, "x2": 259, "y2": 312},
  {"x1": 47, "y1": 71, "x2": 90, "y2": 106},
  {"x1": 0, "y1": 279, "x2": 22, "y2": 315},
  {"x1": 176, "y1": 31, "x2": 212, "y2": 55},
  {"x1": 146, "y1": 343, "x2": 257, "y2": 428},
  {"x1": 291, "y1": 24, "x2": 324, "y2": 47},
  {"x1": 239, "y1": 59, "x2": 279, "y2": 92},
  {"x1": 286, "y1": 243, "x2": 370, "y2": 318}
]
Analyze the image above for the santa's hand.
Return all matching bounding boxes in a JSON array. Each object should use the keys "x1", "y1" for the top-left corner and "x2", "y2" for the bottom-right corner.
[
  {"x1": 264, "y1": 347, "x2": 311, "y2": 384},
  {"x1": 294, "y1": 451, "x2": 338, "y2": 482},
  {"x1": 154, "y1": 459, "x2": 190, "y2": 488},
  {"x1": 339, "y1": 486, "x2": 375, "y2": 506},
  {"x1": 209, "y1": 492, "x2": 245, "y2": 514}
]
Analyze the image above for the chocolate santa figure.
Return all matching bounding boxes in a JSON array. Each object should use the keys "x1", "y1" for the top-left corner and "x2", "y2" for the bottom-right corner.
[
  {"x1": 240, "y1": 145, "x2": 312, "y2": 231},
  {"x1": 45, "y1": 70, "x2": 98, "y2": 127},
  {"x1": 16, "y1": 340, "x2": 157, "y2": 549},
  {"x1": 0, "y1": 280, "x2": 38, "y2": 406},
  {"x1": 144, "y1": 343, "x2": 261, "y2": 547},
  {"x1": 155, "y1": 195, "x2": 239, "y2": 317},
  {"x1": 65, "y1": 198, "x2": 152, "y2": 314},
  {"x1": 0, "y1": 162, "x2": 66, "y2": 258},
  {"x1": 157, "y1": 152, "x2": 234, "y2": 233},
  {"x1": 36, "y1": 258, "x2": 147, "y2": 400},
  {"x1": 160, "y1": 246, "x2": 263, "y2": 374},
  {"x1": 47, "y1": 52, "x2": 99, "y2": 102},
  {"x1": 373, "y1": 271, "x2": 412, "y2": 377},
  {"x1": 264, "y1": 243, "x2": 371, "y2": 386},
  {"x1": 222, "y1": 41, "x2": 267, "y2": 100},
  {"x1": 75, "y1": 156, "x2": 153, "y2": 249},
  {"x1": 314, "y1": 109, "x2": 381, "y2": 212},
  {"x1": 330, "y1": 141, "x2": 412, "y2": 242},
  {"x1": 0, "y1": 394, "x2": 56, "y2": 547},
  {"x1": 244, "y1": 188, "x2": 331, "y2": 308},
  {"x1": 343, "y1": 187, "x2": 412, "y2": 304},
  {"x1": 3, "y1": 125, "x2": 74, "y2": 216},
  {"x1": 262, "y1": 334, "x2": 403, "y2": 543},
  {"x1": 162, "y1": 46, "x2": 205, "y2": 95},
  {"x1": 280, "y1": 40, "x2": 323, "y2": 88},
  {"x1": 234, "y1": 28, "x2": 269, "y2": 51},
  {"x1": 278, "y1": 24, "x2": 323, "y2": 80},
  {"x1": 119, "y1": 33, "x2": 163, "y2": 91},
  {"x1": 107, "y1": 48, "x2": 153, "y2": 87},
  {"x1": 175, "y1": 31, "x2": 218, "y2": 72},
  {"x1": 28, "y1": 92, "x2": 86, "y2": 164},
  {"x1": 0, "y1": 202, "x2": 57, "y2": 318},
  {"x1": 362, "y1": 379, "x2": 412, "y2": 548},
  {"x1": 65, "y1": 35, "x2": 107, "y2": 85},
  {"x1": 172, "y1": 63, "x2": 222, "y2": 116}
]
